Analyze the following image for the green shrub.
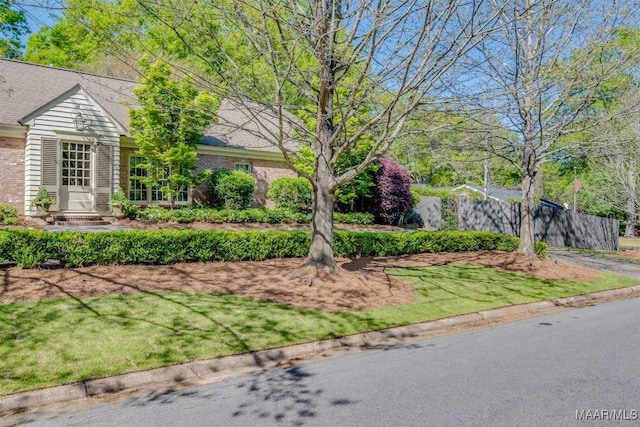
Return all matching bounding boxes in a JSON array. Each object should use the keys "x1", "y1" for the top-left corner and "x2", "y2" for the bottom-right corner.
[
  {"x1": 138, "y1": 205, "x2": 172, "y2": 222},
  {"x1": 207, "y1": 168, "x2": 232, "y2": 207},
  {"x1": 208, "y1": 169, "x2": 255, "y2": 210},
  {"x1": 333, "y1": 212, "x2": 374, "y2": 225},
  {"x1": 30, "y1": 186, "x2": 55, "y2": 209},
  {"x1": 109, "y1": 188, "x2": 129, "y2": 209},
  {"x1": 0, "y1": 203, "x2": 19, "y2": 225},
  {"x1": 1, "y1": 230, "x2": 60, "y2": 268},
  {"x1": 0, "y1": 229, "x2": 546, "y2": 268},
  {"x1": 412, "y1": 187, "x2": 459, "y2": 230},
  {"x1": 124, "y1": 204, "x2": 140, "y2": 219},
  {"x1": 130, "y1": 206, "x2": 373, "y2": 225},
  {"x1": 267, "y1": 177, "x2": 312, "y2": 212}
]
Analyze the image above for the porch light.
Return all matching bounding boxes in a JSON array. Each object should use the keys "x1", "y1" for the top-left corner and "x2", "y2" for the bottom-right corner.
[{"x1": 73, "y1": 106, "x2": 91, "y2": 131}]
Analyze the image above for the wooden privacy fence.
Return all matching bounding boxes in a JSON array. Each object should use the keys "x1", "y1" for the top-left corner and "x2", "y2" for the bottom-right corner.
[{"x1": 456, "y1": 199, "x2": 618, "y2": 251}]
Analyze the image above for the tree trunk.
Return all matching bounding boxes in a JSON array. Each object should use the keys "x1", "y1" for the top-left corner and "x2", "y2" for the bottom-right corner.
[
  {"x1": 303, "y1": 0, "x2": 338, "y2": 273},
  {"x1": 518, "y1": 171, "x2": 537, "y2": 257},
  {"x1": 624, "y1": 160, "x2": 637, "y2": 237},
  {"x1": 304, "y1": 166, "x2": 337, "y2": 272}
]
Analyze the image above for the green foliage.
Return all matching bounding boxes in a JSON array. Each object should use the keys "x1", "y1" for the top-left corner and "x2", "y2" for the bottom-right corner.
[
  {"x1": 0, "y1": 203, "x2": 18, "y2": 225},
  {"x1": 207, "y1": 168, "x2": 232, "y2": 208},
  {"x1": 209, "y1": 170, "x2": 256, "y2": 210},
  {"x1": 413, "y1": 188, "x2": 453, "y2": 200},
  {"x1": 22, "y1": 0, "x2": 232, "y2": 82},
  {"x1": 25, "y1": 1, "x2": 152, "y2": 71},
  {"x1": 129, "y1": 58, "x2": 220, "y2": 207},
  {"x1": 412, "y1": 187, "x2": 461, "y2": 230},
  {"x1": 390, "y1": 110, "x2": 521, "y2": 188},
  {"x1": 138, "y1": 205, "x2": 172, "y2": 222},
  {"x1": 0, "y1": 230, "x2": 60, "y2": 268},
  {"x1": 109, "y1": 188, "x2": 128, "y2": 206},
  {"x1": 333, "y1": 212, "x2": 374, "y2": 225},
  {"x1": 0, "y1": 0, "x2": 29, "y2": 59},
  {"x1": 124, "y1": 204, "x2": 140, "y2": 219},
  {"x1": 0, "y1": 229, "x2": 545, "y2": 269},
  {"x1": 333, "y1": 142, "x2": 379, "y2": 211},
  {"x1": 295, "y1": 143, "x2": 378, "y2": 213},
  {"x1": 541, "y1": 159, "x2": 586, "y2": 210},
  {"x1": 267, "y1": 177, "x2": 312, "y2": 212},
  {"x1": 30, "y1": 187, "x2": 54, "y2": 209},
  {"x1": 133, "y1": 205, "x2": 372, "y2": 225},
  {"x1": 109, "y1": 188, "x2": 132, "y2": 217},
  {"x1": 24, "y1": 19, "x2": 94, "y2": 68}
]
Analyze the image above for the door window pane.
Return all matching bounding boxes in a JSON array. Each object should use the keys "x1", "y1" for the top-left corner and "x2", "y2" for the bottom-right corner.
[{"x1": 62, "y1": 142, "x2": 91, "y2": 186}]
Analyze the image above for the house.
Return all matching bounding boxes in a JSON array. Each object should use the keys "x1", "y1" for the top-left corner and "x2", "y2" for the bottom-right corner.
[
  {"x1": 412, "y1": 184, "x2": 522, "y2": 202},
  {"x1": 0, "y1": 58, "x2": 295, "y2": 219},
  {"x1": 450, "y1": 184, "x2": 522, "y2": 202}
]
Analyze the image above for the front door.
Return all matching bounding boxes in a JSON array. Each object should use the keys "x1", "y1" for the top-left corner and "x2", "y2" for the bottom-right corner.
[{"x1": 60, "y1": 142, "x2": 94, "y2": 211}]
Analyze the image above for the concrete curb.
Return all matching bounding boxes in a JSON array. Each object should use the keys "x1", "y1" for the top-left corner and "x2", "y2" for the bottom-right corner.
[{"x1": 2, "y1": 285, "x2": 640, "y2": 416}]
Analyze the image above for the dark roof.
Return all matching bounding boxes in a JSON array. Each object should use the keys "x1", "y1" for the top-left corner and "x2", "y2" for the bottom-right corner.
[
  {"x1": 0, "y1": 58, "x2": 137, "y2": 129},
  {"x1": 540, "y1": 198, "x2": 567, "y2": 210},
  {"x1": 204, "y1": 98, "x2": 298, "y2": 153},
  {"x1": 0, "y1": 59, "x2": 294, "y2": 152}
]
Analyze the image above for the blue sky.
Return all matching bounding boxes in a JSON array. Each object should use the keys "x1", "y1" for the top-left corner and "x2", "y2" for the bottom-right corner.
[{"x1": 17, "y1": 3, "x2": 57, "y2": 47}]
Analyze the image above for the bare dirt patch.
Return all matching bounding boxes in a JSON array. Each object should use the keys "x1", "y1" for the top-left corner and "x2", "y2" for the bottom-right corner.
[{"x1": 0, "y1": 251, "x2": 599, "y2": 311}]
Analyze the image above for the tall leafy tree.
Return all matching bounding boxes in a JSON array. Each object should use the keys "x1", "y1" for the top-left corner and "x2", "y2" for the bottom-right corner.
[
  {"x1": 392, "y1": 110, "x2": 521, "y2": 188},
  {"x1": 0, "y1": 0, "x2": 29, "y2": 59},
  {"x1": 23, "y1": 0, "x2": 208, "y2": 77},
  {"x1": 129, "y1": 58, "x2": 220, "y2": 207}
]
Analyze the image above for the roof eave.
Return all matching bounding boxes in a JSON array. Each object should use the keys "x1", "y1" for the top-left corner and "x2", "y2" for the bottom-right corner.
[{"x1": 0, "y1": 123, "x2": 27, "y2": 138}]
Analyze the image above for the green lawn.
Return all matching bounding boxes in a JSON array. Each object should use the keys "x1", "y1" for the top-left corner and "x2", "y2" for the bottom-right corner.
[
  {"x1": 0, "y1": 265, "x2": 636, "y2": 396},
  {"x1": 619, "y1": 237, "x2": 640, "y2": 248}
]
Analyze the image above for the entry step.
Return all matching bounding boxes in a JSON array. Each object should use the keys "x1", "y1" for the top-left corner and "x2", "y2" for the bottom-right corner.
[{"x1": 51, "y1": 213, "x2": 110, "y2": 226}]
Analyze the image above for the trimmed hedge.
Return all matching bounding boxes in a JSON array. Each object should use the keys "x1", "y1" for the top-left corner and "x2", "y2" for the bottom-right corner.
[
  {"x1": 0, "y1": 229, "x2": 546, "y2": 269},
  {"x1": 136, "y1": 206, "x2": 374, "y2": 225}
]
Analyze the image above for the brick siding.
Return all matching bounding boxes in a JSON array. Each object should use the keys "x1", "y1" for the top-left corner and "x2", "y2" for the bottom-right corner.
[
  {"x1": 194, "y1": 154, "x2": 295, "y2": 207},
  {"x1": 0, "y1": 137, "x2": 26, "y2": 214},
  {"x1": 118, "y1": 149, "x2": 295, "y2": 207},
  {"x1": 118, "y1": 147, "x2": 136, "y2": 195}
]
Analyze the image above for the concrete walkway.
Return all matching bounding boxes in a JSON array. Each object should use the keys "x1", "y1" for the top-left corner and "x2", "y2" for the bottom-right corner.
[{"x1": 44, "y1": 224, "x2": 133, "y2": 233}]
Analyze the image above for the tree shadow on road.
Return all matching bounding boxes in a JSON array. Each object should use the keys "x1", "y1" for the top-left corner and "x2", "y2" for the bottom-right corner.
[{"x1": 230, "y1": 365, "x2": 358, "y2": 426}]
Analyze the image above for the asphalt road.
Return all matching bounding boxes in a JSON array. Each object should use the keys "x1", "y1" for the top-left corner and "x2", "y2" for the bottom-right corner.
[{"x1": 19, "y1": 297, "x2": 640, "y2": 427}]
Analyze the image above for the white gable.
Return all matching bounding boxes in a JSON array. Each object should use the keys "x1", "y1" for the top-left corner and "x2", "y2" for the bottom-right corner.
[
  {"x1": 20, "y1": 84, "x2": 127, "y2": 136},
  {"x1": 21, "y1": 85, "x2": 122, "y2": 214}
]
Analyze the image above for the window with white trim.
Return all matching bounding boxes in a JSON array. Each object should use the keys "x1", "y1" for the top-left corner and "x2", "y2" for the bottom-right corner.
[
  {"x1": 128, "y1": 156, "x2": 148, "y2": 201},
  {"x1": 234, "y1": 162, "x2": 252, "y2": 173},
  {"x1": 128, "y1": 155, "x2": 188, "y2": 203}
]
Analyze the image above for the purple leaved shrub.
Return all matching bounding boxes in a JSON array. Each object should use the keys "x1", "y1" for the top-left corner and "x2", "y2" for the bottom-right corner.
[{"x1": 368, "y1": 158, "x2": 413, "y2": 224}]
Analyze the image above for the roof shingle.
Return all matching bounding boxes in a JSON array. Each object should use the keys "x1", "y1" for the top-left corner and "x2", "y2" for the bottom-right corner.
[{"x1": 0, "y1": 59, "x2": 295, "y2": 153}]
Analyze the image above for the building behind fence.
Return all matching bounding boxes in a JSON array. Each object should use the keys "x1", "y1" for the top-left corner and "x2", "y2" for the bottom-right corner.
[{"x1": 457, "y1": 199, "x2": 618, "y2": 251}]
